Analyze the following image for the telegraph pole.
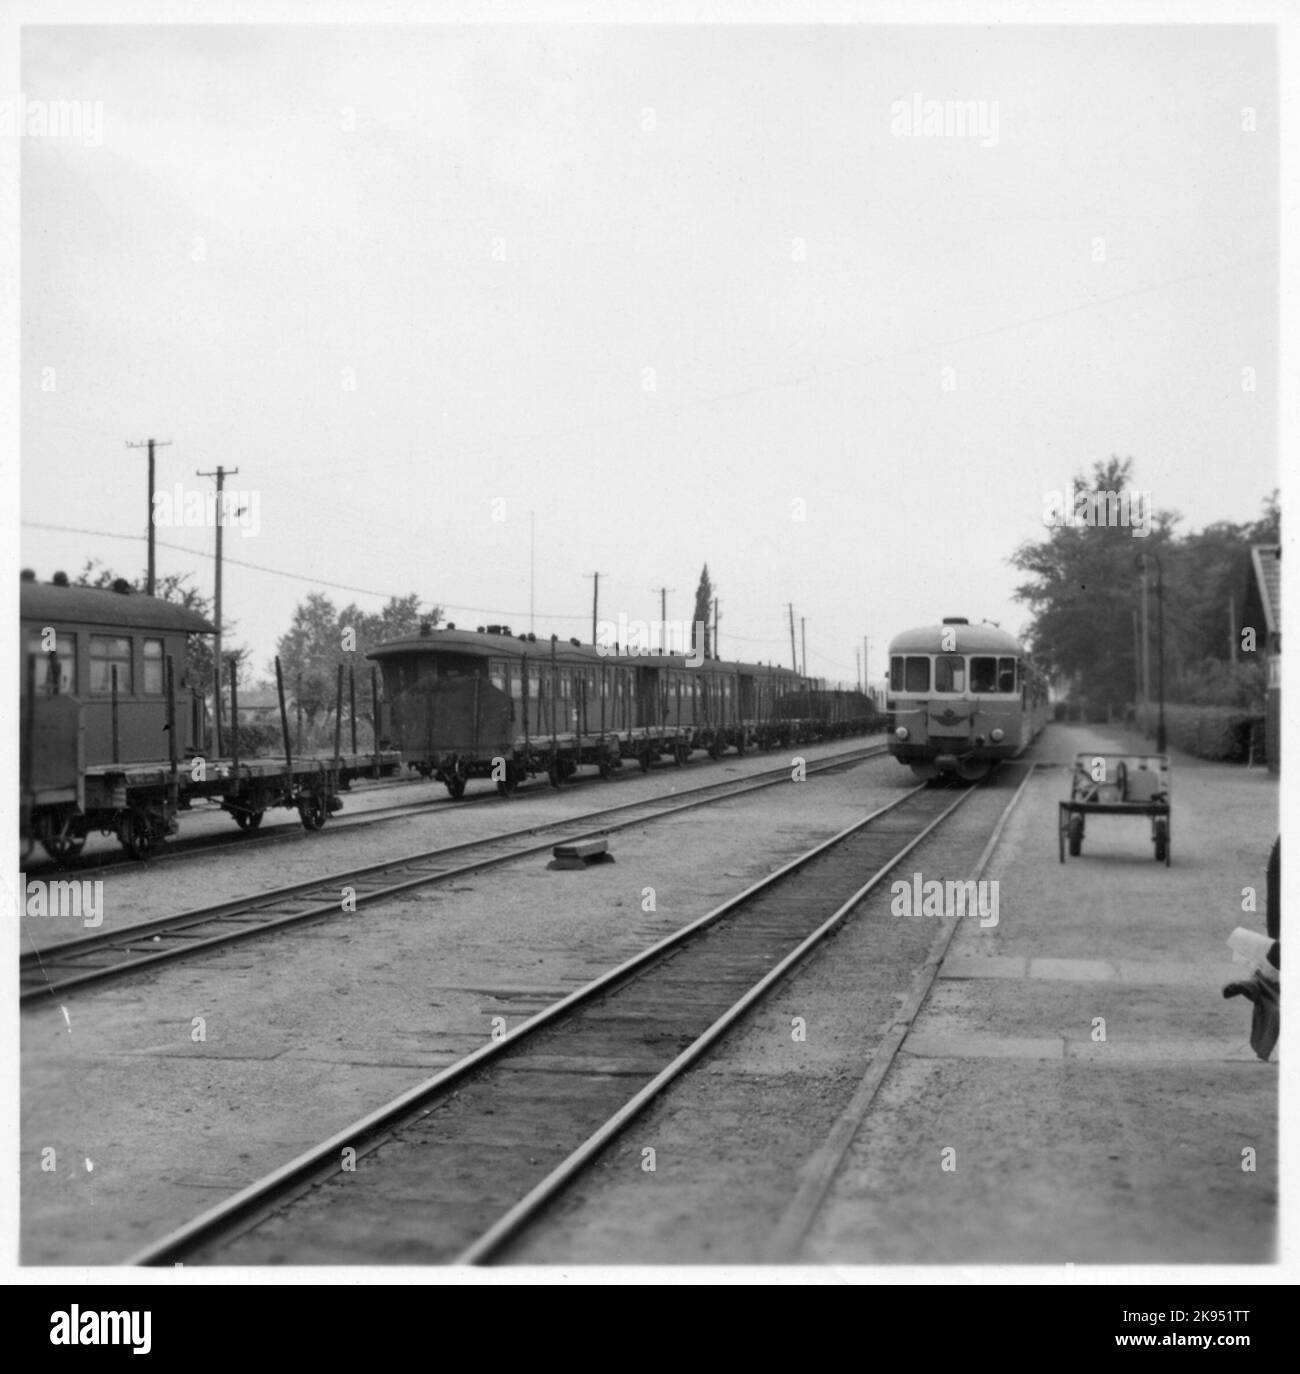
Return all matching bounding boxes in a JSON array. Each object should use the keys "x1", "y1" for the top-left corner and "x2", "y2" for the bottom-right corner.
[
  {"x1": 712, "y1": 597, "x2": 719, "y2": 660},
  {"x1": 788, "y1": 604, "x2": 797, "y2": 672},
  {"x1": 583, "y1": 572, "x2": 606, "y2": 647},
  {"x1": 127, "y1": 438, "x2": 172, "y2": 595},
  {"x1": 856, "y1": 647, "x2": 862, "y2": 691},
  {"x1": 197, "y1": 464, "x2": 239, "y2": 757},
  {"x1": 801, "y1": 617, "x2": 807, "y2": 677}
]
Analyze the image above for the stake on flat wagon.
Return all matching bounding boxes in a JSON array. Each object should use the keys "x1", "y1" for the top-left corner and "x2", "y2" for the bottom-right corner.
[
  {"x1": 166, "y1": 655, "x2": 179, "y2": 821},
  {"x1": 333, "y1": 663, "x2": 344, "y2": 766},
  {"x1": 370, "y1": 665, "x2": 380, "y2": 776},
  {"x1": 349, "y1": 663, "x2": 358, "y2": 755},
  {"x1": 111, "y1": 665, "x2": 120, "y2": 764},
  {"x1": 229, "y1": 658, "x2": 240, "y2": 774},
  {"x1": 275, "y1": 656, "x2": 294, "y2": 777}
]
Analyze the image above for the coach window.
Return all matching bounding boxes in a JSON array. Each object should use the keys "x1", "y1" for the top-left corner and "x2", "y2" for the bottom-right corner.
[
  {"x1": 934, "y1": 655, "x2": 966, "y2": 693},
  {"x1": 998, "y1": 658, "x2": 1017, "y2": 693},
  {"x1": 24, "y1": 630, "x2": 76, "y2": 693},
  {"x1": 142, "y1": 639, "x2": 165, "y2": 695},
  {"x1": 970, "y1": 657, "x2": 998, "y2": 693},
  {"x1": 90, "y1": 635, "x2": 133, "y2": 695},
  {"x1": 489, "y1": 659, "x2": 507, "y2": 692}
]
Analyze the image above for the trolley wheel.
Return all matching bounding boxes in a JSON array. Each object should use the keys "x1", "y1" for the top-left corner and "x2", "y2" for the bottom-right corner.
[
  {"x1": 298, "y1": 795, "x2": 327, "y2": 831},
  {"x1": 1068, "y1": 814, "x2": 1083, "y2": 857},
  {"x1": 1154, "y1": 817, "x2": 1169, "y2": 865},
  {"x1": 445, "y1": 774, "x2": 467, "y2": 799},
  {"x1": 234, "y1": 809, "x2": 264, "y2": 832}
]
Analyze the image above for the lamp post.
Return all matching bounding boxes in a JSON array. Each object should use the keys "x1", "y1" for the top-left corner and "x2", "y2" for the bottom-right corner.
[{"x1": 1136, "y1": 552, "x2": 1167, "y2": 753}]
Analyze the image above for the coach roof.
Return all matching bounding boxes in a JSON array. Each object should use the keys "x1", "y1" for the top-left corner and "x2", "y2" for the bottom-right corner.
[{"x1": 20, "y1": 579, "x2": 215, "y2": 635}]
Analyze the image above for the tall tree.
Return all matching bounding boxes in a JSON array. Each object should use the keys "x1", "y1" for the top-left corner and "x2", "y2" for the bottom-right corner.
[
  {"x1": 691, "y1": 564, "x2": 713, "y2": 660},
  {"x1": 1011, "y1": 457, "x2": 1177, "y2": 711}
]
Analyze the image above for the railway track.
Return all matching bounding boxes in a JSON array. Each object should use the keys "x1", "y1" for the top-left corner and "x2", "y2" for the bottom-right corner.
[
  {"x1": 20, "y1": 743, "x2": 888, "y2": 1005},
  {"x1": 127, "y1": 770, "x2": 988, "y2": 1266}
]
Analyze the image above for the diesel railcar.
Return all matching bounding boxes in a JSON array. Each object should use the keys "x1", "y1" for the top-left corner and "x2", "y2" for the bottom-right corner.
[
  {"x1": 369, "y1": 623, "x2": 877, "y2": 797},
  {"x1": 886, "y1": 617, "x2": 1047, "y2": 781}
]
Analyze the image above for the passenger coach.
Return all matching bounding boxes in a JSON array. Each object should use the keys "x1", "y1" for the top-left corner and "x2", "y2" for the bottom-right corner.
[
  {"x1": 368, "y1": 623, "x2": 861, "y2": 797},
  {"x1": 887, "y1": 617, "x2": 1046, "y2": 781}
]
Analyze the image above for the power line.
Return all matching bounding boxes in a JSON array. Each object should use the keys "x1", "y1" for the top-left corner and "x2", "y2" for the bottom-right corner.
[{"x1": 20, "y1": 519, "x2": 592, "y2": 622}]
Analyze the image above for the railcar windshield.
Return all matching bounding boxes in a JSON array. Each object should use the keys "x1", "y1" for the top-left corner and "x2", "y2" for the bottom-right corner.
[
  {"x1": 890, "y1": 656, "x2": 931, "y2": 692},
  {"x1": 934, "y1": 654, "x2": 966, "y2": 693}
]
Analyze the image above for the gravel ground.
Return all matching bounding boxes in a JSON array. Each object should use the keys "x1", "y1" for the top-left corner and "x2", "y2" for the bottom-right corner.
[
  {"x1": 500, "y1": 724, "x2": 1279, "y2": 1268},
  {"x1": 20, "y1": 737, "x2": 900, "y2": 1265}
]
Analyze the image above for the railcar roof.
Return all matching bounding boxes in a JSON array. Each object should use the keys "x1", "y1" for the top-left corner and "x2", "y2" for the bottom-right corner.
[
  {"x1": 20, "y1": 580, "x2": 215, "y2": 634},
  {"x1": 888, "y1": 622, "x2": 1024, "y2": 655}
]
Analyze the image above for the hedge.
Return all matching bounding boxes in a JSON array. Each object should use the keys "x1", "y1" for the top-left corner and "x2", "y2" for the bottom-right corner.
[{"x1": 1136, "y1": 703, "x2": 1265, "y2": 762}]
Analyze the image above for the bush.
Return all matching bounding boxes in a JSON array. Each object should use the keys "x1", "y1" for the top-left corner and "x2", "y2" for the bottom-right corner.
[
  {"x1": 228, "y1": 720, "x2": 281, "y2": 756},
  {"x1": 1135, "y1": 703, "x2": 1264, "y2": 762}
]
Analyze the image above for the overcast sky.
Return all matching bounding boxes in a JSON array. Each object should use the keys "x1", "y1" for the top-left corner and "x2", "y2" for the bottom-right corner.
[{"x1": 17, "y1": 19, "x2": 1278, "y2": 686}]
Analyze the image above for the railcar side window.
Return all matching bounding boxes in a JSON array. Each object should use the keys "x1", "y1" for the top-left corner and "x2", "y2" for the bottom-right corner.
[
  {"x1": 142, "y1": 639, "x2": 165, "y2": 695},
  {"x1": 90, "y1": 635, "x2": 133, "y2": 695},
  {"x1": 970, "y1": 657, "x2": 998, "y2": 693},
  {"x1": 934, "y1": 655, "x2": 966, "y2": 693}
]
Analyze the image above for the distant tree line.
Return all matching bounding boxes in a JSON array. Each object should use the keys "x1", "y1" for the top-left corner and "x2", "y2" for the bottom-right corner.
[{"x1": 1011, "y1": 458, "x2": 1279, "y2": 716}]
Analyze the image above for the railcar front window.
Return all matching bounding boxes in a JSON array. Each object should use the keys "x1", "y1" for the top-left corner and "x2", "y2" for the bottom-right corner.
[
  {"x1": 891, "y1": 656, "x2": 931, "y2": 692},
  {"x1": 90, "y1": 635, "x2": 133, "y2": 695},
  {"x1": 970, "y1": 657, "x2": 998, "y2": 693},
  {"x1": 999, "y1": 657, "x2": 1017, "y2": 692},
  {"x1": 934, "y1": 655, "x2": 966, "y2": 693}
]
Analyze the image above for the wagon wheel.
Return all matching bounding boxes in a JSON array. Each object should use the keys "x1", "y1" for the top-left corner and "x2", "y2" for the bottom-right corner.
[
  {"x1": 234, "y1": 808, "x2": 264, "y2": 831},
  {"x1": 638, "y1": 746, "x2": 652, "y2": 773},
  {"x1": 117, "y1": 812, "x2": 154, "y2": 860},
  {"x1": 1068, "y1": 813, "x2": 1084, "y2": 857},
  {"x1": 445, "y1": 774, "x2": 467, "y2": 799},
  {"x1": 298, "y1": 794, "x2": 327, "y2": 831},
  {"x1": 708, "y1": 736, "x2": 723, "y2": 760},
  {"x1": 1153, "y1": 816, "x2": 1169, "y2": 865},
  {"x1": 673, "y1": 742, "x2": 690, "y2": 767},
  {"x1": 547, "y1": 763, "x2": 563, "y2": 789},
  {"x1": 41, "y1": 830, "x2": 86, "y2": 864},
  {"x1": 496, "y1": 765, "x2": 520, "y2": 797},
  {"x1": 597, "y1": 757, "x2": 613, "y2": 779},
  {"x1": 735, "y1": 731, "x2": 747, "y2": 757}
]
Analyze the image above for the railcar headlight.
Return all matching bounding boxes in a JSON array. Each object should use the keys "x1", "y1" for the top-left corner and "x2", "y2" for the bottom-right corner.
[
  {"x1": 894, "y1": 726, "x2": 909, "y2": 741},
  {"x1": 991, "y1": 728, "x2": 1005, "y2": 742}
]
